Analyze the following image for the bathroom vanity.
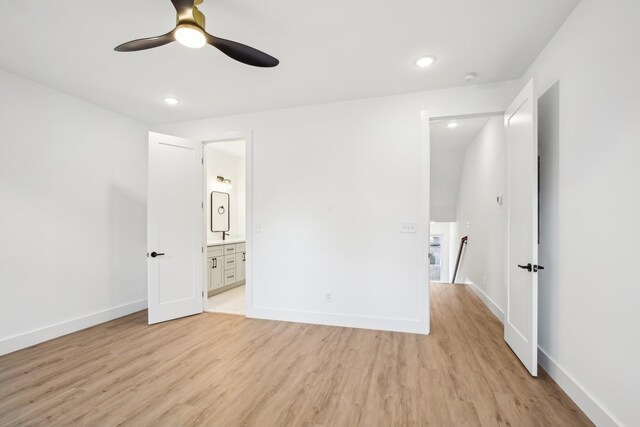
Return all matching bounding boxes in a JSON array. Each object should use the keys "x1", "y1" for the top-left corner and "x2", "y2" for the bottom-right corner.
[{"x1": 207, "y1": 239, "x2": 246, "y2": 296}]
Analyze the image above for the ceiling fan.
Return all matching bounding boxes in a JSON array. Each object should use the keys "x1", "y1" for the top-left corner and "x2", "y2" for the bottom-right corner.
[{"x1": 114, "y1": 0, "x2": 279, "y2": 68}]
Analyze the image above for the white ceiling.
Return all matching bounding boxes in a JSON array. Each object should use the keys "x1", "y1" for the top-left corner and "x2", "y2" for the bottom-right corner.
[
  {"x1": 431, "y1": 116, "x2": 492, "y2": 151},
  {"x1": 0, "y1": 0, "x2": 579, "y2": 124},
  {"x1": 206, "y1": 139, "x2": 245, "y2": 158},
  {"x1": 430, "y1": 116, "x2": 491, "y2": 221}
]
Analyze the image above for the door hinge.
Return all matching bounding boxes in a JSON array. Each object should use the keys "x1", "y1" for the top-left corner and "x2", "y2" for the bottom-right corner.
[
  {"x1": 201, "y1": 202, "x2": 204, "y2": 209},
  {"x1": 201, "y1": 247, "x2": 204, "y2": 253},
  {"x1": 201, "y1": 158, "x2": 204, "y2": 164}
]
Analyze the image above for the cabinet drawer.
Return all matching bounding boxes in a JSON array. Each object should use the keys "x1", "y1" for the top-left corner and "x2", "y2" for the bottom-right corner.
[
  {"x1": 224, "y1": 270, "x2": 236, "y2": 285},
  {"x1": 224, "y1": 244, "x2": 236, "y2": 255},
  {"x1": 223, "y1": 255, "x2": 236, "y2": 270},
  {"x1": 207, "y1": 246, "x2": 224, "y2": 257},
  {"x1": 236, "y1": 243, "x2": 246, "y2": 253}
]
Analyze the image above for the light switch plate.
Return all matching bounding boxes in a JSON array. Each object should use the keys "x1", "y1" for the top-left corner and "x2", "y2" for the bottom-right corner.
[{"x1": 400, "y1": 222, "x2": 417, "y2": 233}]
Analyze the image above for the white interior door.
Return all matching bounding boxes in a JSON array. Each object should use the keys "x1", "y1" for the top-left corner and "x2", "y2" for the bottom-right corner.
[
  {"x1": 148, "y1": 132, "x2": 204, "y2": 324},
  {"x1": 504, "y1": 80, "x2": 539, "y2": 376}
]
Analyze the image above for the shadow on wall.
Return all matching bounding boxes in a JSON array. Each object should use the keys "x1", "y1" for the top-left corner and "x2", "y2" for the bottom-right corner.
[
  {"x1": 537, "y1": 81, "x2": 560, "y2": 353},
  {"x1": 108, "y1": 183, "x2": 147, "y2": 308}
]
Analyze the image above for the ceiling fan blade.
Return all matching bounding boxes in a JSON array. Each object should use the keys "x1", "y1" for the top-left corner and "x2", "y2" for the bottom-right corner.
[
  {"x1": 114, "y1": 31, "x2": 175, "y2": 52},
  {"x1": 206, "y1": 34, "x2": 279, "y2": 68},
  {"x1": 171, "y1": 0, "x2": 195, "y2": 17}
]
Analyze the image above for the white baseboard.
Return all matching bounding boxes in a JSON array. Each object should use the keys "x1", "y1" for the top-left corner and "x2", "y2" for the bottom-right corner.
[
  {"x1": 467, "y1": 282, "x2": 505, "y2": 323},
  {"x1": 248, "y1": 306, "x2": 430, "y2": 335},
  {"x1": 0, "y1": 299, "x2": 147, "y2": 356},
  {"x1": 538, "y1": 348, "x2": 621, "y2": 427},
  {"x1": 464, "y1": 282, "x2": 620, "y2": 426}
]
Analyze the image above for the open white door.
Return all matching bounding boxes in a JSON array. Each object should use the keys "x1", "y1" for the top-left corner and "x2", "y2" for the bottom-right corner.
[
  {"x1": 504, "y1": 80, "x2": 539, "y2": 376},
  {"x1": 148, "y1": 132, "x2": 204, "y2": 324}
]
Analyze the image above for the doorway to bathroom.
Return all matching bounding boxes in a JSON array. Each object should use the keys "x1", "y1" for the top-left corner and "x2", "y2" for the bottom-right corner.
[{"x1": 204, "y1": 139, "x2": 247, "y2": 315}]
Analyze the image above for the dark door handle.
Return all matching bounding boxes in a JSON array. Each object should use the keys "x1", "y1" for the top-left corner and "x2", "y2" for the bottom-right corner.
[
  {"x1": 150, "y1": 251, "x2": 165, "y2": 258},
  {"x1": 517, "y1": 263, "x2": 533, "y2": 272},
  {"x1": 534, "y1": 265, "x2": 545, "y2": 272}
]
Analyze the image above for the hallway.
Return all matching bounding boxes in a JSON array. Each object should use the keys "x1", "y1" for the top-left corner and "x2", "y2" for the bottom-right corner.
[{"x1": 0, "y1": 283, "x2": 590, "y2": 426}]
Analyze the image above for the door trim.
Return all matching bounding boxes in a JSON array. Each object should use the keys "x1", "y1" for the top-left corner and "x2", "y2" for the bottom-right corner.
[
  {"x1": 201, "y1": 131, "x2": 253, "y2": 317},
  {"x1": 421, "y1": 108, "x2": 506, "y2": 336}
]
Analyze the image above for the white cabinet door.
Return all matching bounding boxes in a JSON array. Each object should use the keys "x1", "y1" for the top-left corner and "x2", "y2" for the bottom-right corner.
[
  {"x1": 207, "y1": 259, "x2": 214, "y2": 291},
  {"x1": 235, "y1": 251, "x2": 246, "y2": 282},
  {"x1": 211, "y1": 256, "x2": 224, "y2": 290}
]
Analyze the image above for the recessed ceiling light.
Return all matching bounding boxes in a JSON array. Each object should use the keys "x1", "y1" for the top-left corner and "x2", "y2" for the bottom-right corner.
[
  {"x1": 447, "y1": 122, "x2": 459, "y2": 129},
  {"x1": 163, "y1": 97, "x2": 179, "y2": 105},
  {"x1": 415, "y1": 56, "x2": 436, "y2": 68}
]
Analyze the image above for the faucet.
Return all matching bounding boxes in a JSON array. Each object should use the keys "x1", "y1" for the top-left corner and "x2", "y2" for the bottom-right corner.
[{"x1": 222, "y1": 230, "x2": 228, "y2": 241}]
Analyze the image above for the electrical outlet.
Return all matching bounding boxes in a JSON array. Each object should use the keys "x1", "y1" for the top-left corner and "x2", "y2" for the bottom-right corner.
[
  {"x1": 325, "y1": 292, "x2": 333, "y2": 303},
  {"x1": 400, "y1": 222, "x2": 417, "y2": 233}
]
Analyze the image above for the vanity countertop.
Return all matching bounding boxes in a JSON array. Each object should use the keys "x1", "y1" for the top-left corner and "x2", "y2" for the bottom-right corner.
[{"x1": 207, "y1": 237, "x2": 246, "y2": 246}]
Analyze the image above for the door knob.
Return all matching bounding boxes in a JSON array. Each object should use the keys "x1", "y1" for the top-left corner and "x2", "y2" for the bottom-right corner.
[
  {"x1": 517, "y1": 263, "x2": 533, "y2": 272},
  {"x1": 534, "y1": 265, "x2": 545, "y2": 272},
  {"x1": 150, "y1": 251, "x2": 165, "y2": 258}
]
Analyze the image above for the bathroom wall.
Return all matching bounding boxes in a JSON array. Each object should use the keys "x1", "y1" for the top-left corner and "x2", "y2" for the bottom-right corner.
[{"x1": 205, "y1": 141, "x2": 246, "y2": 242}]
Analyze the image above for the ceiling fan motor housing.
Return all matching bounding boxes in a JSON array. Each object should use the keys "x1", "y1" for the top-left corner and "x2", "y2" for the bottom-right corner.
[{"x1": 177, "y1": 2, "x2": 206, "y2": 28}]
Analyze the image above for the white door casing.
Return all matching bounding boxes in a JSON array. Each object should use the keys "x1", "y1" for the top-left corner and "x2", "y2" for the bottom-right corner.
[
  {"x1": 504, "y1": 80, "x2": 539, "y2": 376},
  {"x1": 148, "y1": 132, "x2": 204, "y2": 324}
]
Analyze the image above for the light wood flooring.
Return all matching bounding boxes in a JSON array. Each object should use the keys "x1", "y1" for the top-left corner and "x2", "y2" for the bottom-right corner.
[{"x1": 0, "y1": 283, "x2": 592, "y2": 426}]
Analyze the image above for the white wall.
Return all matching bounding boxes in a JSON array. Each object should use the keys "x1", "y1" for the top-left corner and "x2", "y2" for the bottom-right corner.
[
  {"x1": 522, "y1": 1, "x2": 640, "y2": 425},
  {"x1": 451, "y1": 117, "x2": 507, "y2": 318},
  {"x1": 153, "y1": 81, "x2": 519, "y2": 334},
  {"x1": 0, "y1": 69, "x2": 148, "y2": 355},
  {"x1": 430, "y1": 150, "x2": 465, "y2": 222},
  {"x1": 205, "y1": 144, "x2": 246, "y2": 242}
]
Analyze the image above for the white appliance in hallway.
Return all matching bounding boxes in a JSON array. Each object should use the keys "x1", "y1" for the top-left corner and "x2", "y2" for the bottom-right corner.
[
  {"x1": 429, "y1": 234, "x2": 444, "y2": 281},
  {"x1": 504, "y1": 80, "x2": 540, "y2": 376}
]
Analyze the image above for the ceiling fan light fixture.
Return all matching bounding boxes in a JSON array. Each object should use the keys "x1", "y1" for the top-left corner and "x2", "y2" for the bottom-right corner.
[
  {"x1": 175, "y1": 24, "x2": 206, "y2": 49},
  {"x1": 114, "y1": 0, "x2": 279, "y2": 66}
]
